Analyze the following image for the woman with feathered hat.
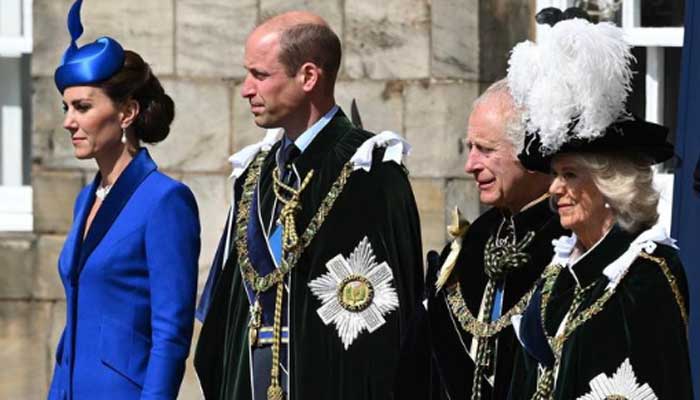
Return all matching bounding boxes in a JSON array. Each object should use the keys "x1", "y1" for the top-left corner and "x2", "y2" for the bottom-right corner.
[
  {"x1": 48, "y1": 1, "x2": 200, "y2": 399},
  {"x1": 506, "y1": 9, "x2": 693, "y2": 400}
]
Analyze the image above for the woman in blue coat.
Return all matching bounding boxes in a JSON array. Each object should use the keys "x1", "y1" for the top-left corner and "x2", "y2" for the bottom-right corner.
[{"x1": 48, "y1": 1, "x2": 200, "y2": 399}]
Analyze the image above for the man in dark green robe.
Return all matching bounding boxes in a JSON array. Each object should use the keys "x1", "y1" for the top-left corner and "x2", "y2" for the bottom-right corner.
[
  {"x1": 194, "y1": 12, "x2": 426, "y2": 400},
  {"x1": 426, "y1": 80, "x2": 567, "y2": 400}
]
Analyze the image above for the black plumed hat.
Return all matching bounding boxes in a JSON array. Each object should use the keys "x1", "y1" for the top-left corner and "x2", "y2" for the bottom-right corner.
[
  {"x1": 519, "y1": 116, "x2": 674, "y2": 172},
  {"x1": 508, "y1": 8, "x2": 674, "y2": 171}
]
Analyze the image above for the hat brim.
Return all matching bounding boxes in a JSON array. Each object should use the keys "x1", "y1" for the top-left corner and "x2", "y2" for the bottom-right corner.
[{"x1": 518, "y1": 118, "x2": 674, "y2": 173}]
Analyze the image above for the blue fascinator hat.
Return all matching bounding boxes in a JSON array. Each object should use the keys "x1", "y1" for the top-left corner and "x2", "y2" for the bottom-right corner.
[{"x1": 54, "y1": 0, "x2": 125, "y2": 93}]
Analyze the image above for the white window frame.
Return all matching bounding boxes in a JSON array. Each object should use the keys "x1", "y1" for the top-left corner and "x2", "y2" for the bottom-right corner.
[
  {"x1": 535, "y1": 0, "x2": 684, "y2": 233},
  {"x1": 0, "y1": 0, "x2": 33, "y2": 232},
  {"x1": 0, "y1": 0, "x2": 31, "y2": 56}
]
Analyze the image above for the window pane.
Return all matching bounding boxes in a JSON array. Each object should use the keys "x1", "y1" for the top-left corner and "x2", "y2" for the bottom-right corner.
[
  {"x1": 627, "y1": 47, "x2": 681, "y2": 173},
  {"x1": 600, "y1": 0, "x2": 685, "y2": 27},
  {"x1": 642, "y1": 0, "x2": 685, "y2": 27},
  {"x1": 0, "y1": 54, "x2": 30, "y2": 186},
  {"x1": 627, "y1": 47, "x2": 647, "y2": 120},
  {"x1": 663, "y1": 47, "x2": 682, "y2": 150}
]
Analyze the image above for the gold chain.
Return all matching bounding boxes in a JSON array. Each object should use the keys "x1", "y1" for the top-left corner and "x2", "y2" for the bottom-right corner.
[
  {"x1": 532, "y1": 250, "x2": 688, "y2": 398},
  {"x1": 446, "y1": 280, "x2": 537, "y2": 338},
  {"x1": 446, "y1": 222, "x2": 538, "y2": 399},
  {"x1": 532, "y1": 260, "x2": 631, "y2": 399},
  {"x1": 248, "y1": 298, "x2": 262, "y2": 346},
  {"x1": 233, "y1": 150, "x2": 355, "y2": 399},
  {"x1": 446, "y1": 278, "x2": 538, "y2": 399},
  {"x1": 469, "y1": 280, "x2": 497, "y2": 400},
  {"x1": 234, "y1": 151, "x2": 354, "y2": 293}
]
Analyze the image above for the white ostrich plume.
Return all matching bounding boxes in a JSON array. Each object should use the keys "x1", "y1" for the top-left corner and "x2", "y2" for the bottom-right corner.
[{"x1": 507, "y1": 18, "x2": 634, "y2": 155}]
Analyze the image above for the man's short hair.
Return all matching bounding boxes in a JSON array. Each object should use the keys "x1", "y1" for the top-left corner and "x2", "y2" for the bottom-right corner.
[
  {"x1": 473, "y1": 79, "x2": 525, "y2": 155},
  {"x1": 278, "y1": 23, "x2": 342, "y2": 87}
]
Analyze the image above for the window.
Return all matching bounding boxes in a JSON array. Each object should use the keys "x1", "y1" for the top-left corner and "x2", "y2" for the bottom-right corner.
[
  {"x1": 535, "y1": 0, "x2": 684, "y2": 233},
  {"x1": 0, "y1": 0, "x2": 32, "y2": 231}
]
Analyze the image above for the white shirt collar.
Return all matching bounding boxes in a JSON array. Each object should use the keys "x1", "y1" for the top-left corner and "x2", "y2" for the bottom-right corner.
[{"x1": 290, "y1": 104, "x2": 339, "y2": 153}]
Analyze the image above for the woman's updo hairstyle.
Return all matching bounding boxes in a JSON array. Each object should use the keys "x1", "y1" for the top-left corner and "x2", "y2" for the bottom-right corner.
[{"x1": 99, "y1": 50, "x2": 174, "y2": 144}]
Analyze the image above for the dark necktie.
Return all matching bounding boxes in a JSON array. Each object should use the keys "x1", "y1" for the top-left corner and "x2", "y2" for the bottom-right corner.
[
  {"x1": 279, "y1": 143, "x2": 301, "y2": 186},
  {"x1": 269, "y1": 143, "x2": 300, "y2": 232}
]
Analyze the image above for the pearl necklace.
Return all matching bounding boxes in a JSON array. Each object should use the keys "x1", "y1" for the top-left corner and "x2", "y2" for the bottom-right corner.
[{"x1": 95, "y1": 184, "x2": 112, "y2": 200}]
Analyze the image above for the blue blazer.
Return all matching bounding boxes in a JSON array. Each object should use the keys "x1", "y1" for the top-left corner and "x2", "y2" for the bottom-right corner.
[{"x1": 48, "y1": 149, "x2": 201, "y2": 400}]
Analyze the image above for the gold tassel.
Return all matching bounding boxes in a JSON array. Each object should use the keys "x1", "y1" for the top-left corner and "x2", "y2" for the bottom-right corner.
[
  {"x1": 273, "y1": 168, "x2": 314, "y2": 252},
  {"x1": 447, "y1": 206, "x2": 470, "y2": 238},
  {"x1": 264, "y1": 167, "x2": 316, "y2": 399},
  {"x1": 436, "y1": 207, "x2": 470, "y2": 291},
  {"x1": 267, "y1": 282, "x2": 285, "y2": 400}
]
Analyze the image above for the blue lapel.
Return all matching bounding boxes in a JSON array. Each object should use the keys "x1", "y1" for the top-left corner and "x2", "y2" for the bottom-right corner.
[
  {"x1": 76, "y1": 148, "x2": 157, "y2": 277},
  {"x1": 63, "y1": 180, "x2": 97, "y2": 283},
  {"x1": 518, "y1": 284, "x2": 555, "y2": 368}
]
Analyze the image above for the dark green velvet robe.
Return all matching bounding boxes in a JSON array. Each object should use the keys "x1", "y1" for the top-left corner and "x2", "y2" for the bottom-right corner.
[
  {"x1": 194, "y1": 111, "x2": 428, "y2": 399},
  {"x1": 508, "y1": 226, "x2": 693, "y2": 399},
  {"x1": 426, "y1": 199, "x2": 567, "y2": 399}
]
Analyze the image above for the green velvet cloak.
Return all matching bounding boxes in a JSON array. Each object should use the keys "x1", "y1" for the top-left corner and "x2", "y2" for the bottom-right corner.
[
  {"x1": 508, "y1": 226, "x2": 693, "y2": 399},
  {"x1": 426, "y1": 199, "x2": 567, "y2": 399},
  {"x1": 194, "y1": 111, "x2": 428, "y2": 399}
]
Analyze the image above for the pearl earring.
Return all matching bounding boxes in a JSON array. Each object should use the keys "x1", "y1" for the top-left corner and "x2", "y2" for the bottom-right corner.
[
  {"x1": 604, "y1": 202, "x2": 611, "y2": 209},
  {"x1": 121, "y1": 128, "x2": 127, "y2": 144}
]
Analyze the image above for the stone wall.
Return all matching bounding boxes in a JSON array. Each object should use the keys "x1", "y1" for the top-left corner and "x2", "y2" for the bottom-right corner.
[{"x1": 0, "y1": 0, "x2": 531, "y2": 398}]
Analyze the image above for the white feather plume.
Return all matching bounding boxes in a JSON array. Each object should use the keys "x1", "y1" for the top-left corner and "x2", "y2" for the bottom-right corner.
[{"x1": 507, "y1": 18, "x2": 633, "y2": 155}]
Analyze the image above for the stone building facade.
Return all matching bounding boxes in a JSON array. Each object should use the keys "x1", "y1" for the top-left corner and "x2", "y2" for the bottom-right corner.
[{"x1": 0, "y1": 0, "x2": 531, "y2": 398}]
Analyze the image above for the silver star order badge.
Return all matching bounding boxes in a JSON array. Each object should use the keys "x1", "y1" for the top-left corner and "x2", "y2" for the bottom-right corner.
[
  {"x1": 578, "y1": 358, "x2": 657, "y2": 400},
  {"x1": 308, "y1": 236, "x2": 399, "y2": 350}
]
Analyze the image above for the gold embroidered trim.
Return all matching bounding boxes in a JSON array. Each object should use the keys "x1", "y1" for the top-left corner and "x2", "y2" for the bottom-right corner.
[
  {"x1": 234, "y1": 150, "x2": 354, "y2": 400},
  {"x1": 445, "y1": 281, "x2": 536, "y2": 338},
  {"x1": 533, "y1": 263, "x2": 616, "y2": 400},
  {"x1": 533, "y1": 250, "x2": 662, "y2": 399},
  {"x1": 234, "y1": 151, "x2": 354, "y2": 293},
  {"x1": 533, "y1": 251, "x2": 688, "y2": 399},
  {"x1": 638, "y1": 251, "x2": 688, "y2": 327},
  {"x1": 542, "y1": 270, "x2": 613, "y2": 355}
]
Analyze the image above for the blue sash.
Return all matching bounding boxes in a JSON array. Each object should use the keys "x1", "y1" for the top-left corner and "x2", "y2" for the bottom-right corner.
[
  {"x1": 245, "y1": 188, "x2": 288, "y2": 328},
  {"x1": 518, "y1": 286, "x2": 555, "y2": 368}
]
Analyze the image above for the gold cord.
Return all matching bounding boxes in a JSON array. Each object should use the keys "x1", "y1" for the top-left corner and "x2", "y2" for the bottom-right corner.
[
  {"x1": 233, "y1": 152, "x2": 354, "y2": 398},
  {"x1": 232, "y1": 151, "x2": 355, "y2": 398},
  {"x1": 266, "y1": 167, "x2": 313, "y2": 400},
  {"x1": 235, "y1": 152, "x2": 353, "y2": 293},
  {"x1": 267, "y1": 282, "x2": 285, "y2": 400},
  {"x1": 272, "y1": 166, "x2": 315, "y2": 252}
]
